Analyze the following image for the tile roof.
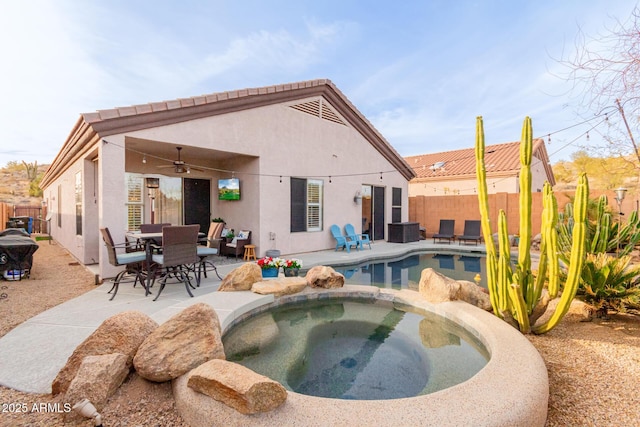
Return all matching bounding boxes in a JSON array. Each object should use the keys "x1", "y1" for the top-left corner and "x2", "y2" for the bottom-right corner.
[
  {"x1": 405, "y1": 139, "x2": 554, "y2": 185},
  {"x1": 41, "y1": 79, "x2": 416, "y2": 187}
]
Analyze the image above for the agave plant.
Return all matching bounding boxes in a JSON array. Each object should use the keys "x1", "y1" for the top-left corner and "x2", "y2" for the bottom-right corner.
[{"x1": 577, "y1": 253, "x2": 640, "y2": 317}]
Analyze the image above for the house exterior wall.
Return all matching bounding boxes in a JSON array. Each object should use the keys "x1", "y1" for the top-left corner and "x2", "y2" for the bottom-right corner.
[
  {"x1": 89, "y1": 96, "x2": 408, "y2": 277},
  {"x1": 408, "y1": 153, "x2": 551, "y2": 197},
  {"x1": 409, "y1": 176, "x2": 517, "y2": 197},
  {"x1": 43, "y1": 153, "x2": 102, "y2": 268}
]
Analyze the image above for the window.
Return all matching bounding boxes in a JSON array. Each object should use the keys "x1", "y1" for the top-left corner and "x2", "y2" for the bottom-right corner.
[
  {"x1": 75, "y1": 172, "x2": 82, "y2": 235},
  {"x1": 392, "y1": 187, "x2": 402, "y2": 223},
  {"x1": 125, "y1": 174, "x2": 143, "y2": 231},
  {"x1": 290, "y1": 178, "x2": 323, "y2": 232}
]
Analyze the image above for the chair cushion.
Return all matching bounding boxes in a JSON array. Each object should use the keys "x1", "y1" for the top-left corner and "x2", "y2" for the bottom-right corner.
[
  {"x1": 221, "y1": 228, "x2": 230, "y2": 237},
  {"x1": 197, "y1": 247, "x2": 218, "y2": 256},
  {"x1": 237, "y1": 230, "x2": 250, "y2": 239},
  {"x1": 151, "y1": 254, "x2": 164, "y2": 264},
  {"x1": 116, "y1": 251, "x2": 146, "y2": 264},
  {"x1": 226, "y1": 243, "x2": 237, "y2": 248}
]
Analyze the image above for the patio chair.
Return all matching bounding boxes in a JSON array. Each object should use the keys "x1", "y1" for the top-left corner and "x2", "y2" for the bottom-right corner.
[
  {"x1": 196, "y1": 246, "x2": 222, "y2": 285},
  {"x1": 203, "y1": 221, "x2": 225, "y2": 251},
  {"x1": 330, "y1": 224, "x2": 359, "y2": 252},
  {"x1": 100, "y1": 228, "x2": 147, "y2": 300},
  {"x1": 139, "y1": 222, "x2": 171, "y2": 252},
  {"x1": 344, "y1": 223, "x2": 371, "y2": 250},
  {"x1": 221, "y1": 230, "x2": 251, "y2": 259},
  {"x1": 149, "y1": 224, "x2": 200, "y2": 301},
  {"x1": 458, "y1": 220, "x2": 482, "y2": 245},
  {"x1": 432, "y1": 219, "x2": 455, "y2": 244}
]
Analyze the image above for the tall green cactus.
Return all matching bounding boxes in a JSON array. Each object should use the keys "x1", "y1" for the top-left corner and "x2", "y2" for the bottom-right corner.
[{"x1": 475, "y1": 116, "x2": 588, "y2": 334}]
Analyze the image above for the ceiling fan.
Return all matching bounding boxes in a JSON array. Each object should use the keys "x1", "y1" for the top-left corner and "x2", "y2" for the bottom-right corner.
[{"x1": 156, "y1": 147, "x2": 203, "y2": 174}]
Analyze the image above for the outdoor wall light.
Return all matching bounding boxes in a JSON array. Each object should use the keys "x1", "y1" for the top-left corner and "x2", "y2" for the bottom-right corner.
[
  {"x1": 354, "y1": 191, "x2": 363, "y2": 205},
  {"x1": 72, "y1": 398, "x2": 103, "y2": 426},
  {"x1": 145, "y1": 177, "x2": 160, "y2": 189},
  {"x1": 615, "y1": 187, "x2": 627, "y2": 204}
]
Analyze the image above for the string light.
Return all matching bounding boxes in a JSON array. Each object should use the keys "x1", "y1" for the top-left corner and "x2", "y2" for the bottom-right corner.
[{"x1": 142, "y1": 155, "x2": 147, "y2": 164}]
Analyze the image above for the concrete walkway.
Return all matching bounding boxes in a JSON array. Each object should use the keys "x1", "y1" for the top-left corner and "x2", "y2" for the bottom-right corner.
[{"x1": 0, "y1": 240, "x2": 484, "y2": 394}]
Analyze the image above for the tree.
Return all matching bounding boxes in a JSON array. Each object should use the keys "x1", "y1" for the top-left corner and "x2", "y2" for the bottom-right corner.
[
  {"x1": 22, "y1": 161, "x2": 38, "y2": 181},
  {"x1": 558, "y1": 7, "x2": 640, "y2": 170}
]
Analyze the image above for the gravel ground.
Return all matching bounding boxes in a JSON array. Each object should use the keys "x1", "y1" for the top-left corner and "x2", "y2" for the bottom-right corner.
[{"x1": 0, "y1": 239, "x2": 639, "y2": 426}]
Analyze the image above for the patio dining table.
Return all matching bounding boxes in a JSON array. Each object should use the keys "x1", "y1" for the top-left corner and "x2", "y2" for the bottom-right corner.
[{"x1": 126, "y1": 231, "x2": 163, "y2": 291}]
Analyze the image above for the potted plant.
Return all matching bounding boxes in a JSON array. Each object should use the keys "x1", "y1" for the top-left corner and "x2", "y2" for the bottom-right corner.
[
  {"x1": 257, "y1": 256, "x2": 283, "y2": 278},
  {"x1": 283, "y1": 258, "x2": 303, "y2": 277}
]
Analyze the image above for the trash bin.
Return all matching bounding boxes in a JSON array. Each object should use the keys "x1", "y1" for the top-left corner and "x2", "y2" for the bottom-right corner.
[{"x1": 27, "y1": 217, "x2": 33, "y2": 235}]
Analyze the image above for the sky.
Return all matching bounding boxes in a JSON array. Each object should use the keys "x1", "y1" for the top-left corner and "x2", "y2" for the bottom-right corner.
[{"x1": 0, "y1": 0, "x2": 637, "y2": 168}]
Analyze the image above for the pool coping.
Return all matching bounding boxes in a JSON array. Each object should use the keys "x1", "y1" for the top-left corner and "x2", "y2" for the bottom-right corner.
[{"x1": 173, "y1": 285, "x2": 549, "y2": 427}]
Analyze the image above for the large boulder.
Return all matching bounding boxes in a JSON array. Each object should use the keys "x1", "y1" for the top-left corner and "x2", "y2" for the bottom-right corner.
[
  {"x1": 218, "y1": 263, "x2": 262, "y2": 291},
  {"x1": 419, "y1": 268, "x2": 460, "y2": 302},
  {"x1": 187, "y1": 359, "x2": 287, "y2": 414},
  {"x1": 457, "y1": 280, "x2": 492, "y2": 311},
  {"x1": 133, "y1": 303, "x2": 225, "y2": 382},
  {"x1": 251, "y1": 277, "x2": 307, "y2": 296},
  {"x1": 305, "y1": 266, "x2": 344, "y2": 289},
  {"x1": 63, "y1": 353, "x2": 129, "y2": 416},
  {"x1": 52, "y1": 311, "x2": 158, "y2": 395},
  {"x1": 418, "y1": 268, "x2": 491, "y2": 311}
]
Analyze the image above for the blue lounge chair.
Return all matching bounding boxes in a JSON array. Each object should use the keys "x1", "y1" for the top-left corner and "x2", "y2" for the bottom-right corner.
[
  {"x1": 330, "y1": 225, "x2": 359, "y2": 252},
  {"x1": 344, "y1": 223, "x2": 371, "y2": 250}
]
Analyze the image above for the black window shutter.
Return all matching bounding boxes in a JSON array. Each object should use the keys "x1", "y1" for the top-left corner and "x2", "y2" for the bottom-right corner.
[{"x1": 291, "y1": 178, "x2": 307, "y2": 232}]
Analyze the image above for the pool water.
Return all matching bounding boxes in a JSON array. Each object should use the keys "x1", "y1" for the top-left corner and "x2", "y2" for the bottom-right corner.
[
  {"x1": 223, "y1": 298, "x2": 489, "y2": 400},
  {"x1": 328, "y1": 252, "x2": 487, "y2": 290}
]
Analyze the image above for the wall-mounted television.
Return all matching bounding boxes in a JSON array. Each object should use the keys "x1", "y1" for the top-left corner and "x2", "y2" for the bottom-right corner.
[{"x1": 218, "y1": 178, "x2": 240, "y2": 200}]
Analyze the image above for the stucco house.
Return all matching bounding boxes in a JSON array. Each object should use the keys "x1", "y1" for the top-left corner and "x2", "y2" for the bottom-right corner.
[
  {"x1": 39, "y1": 79, "x2": 416, "y2": 280},
  {"x1": 405, "y1": 139, "x2": 555, "y2": 197}
]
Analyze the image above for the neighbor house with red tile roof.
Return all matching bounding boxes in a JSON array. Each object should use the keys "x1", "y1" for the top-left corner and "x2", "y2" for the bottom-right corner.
[
  {"x1": 40, "y1": 79, "x2": 415, "y2": 280},
  {"x1": 405, "y1": 139, "x2": 555, "y2": 197}
]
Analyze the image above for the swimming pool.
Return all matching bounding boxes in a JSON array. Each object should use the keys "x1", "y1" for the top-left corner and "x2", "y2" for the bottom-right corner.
[{"x1": 326, "y1": 251, "x2": 487, "y2": 290}]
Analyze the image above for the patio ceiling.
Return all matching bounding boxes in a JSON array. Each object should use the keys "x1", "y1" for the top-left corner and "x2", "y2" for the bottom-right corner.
[{"x1": 125, "y1": 137, "x2": 254, "y2": 177}]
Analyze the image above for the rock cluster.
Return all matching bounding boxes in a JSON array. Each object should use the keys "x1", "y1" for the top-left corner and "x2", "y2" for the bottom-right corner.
[
  {"x1": 52, "y1": 310, "x2": 158, "y2": 395},
  {"x1": 53, "y1": 302, "x2": 289, "y2": 417}
]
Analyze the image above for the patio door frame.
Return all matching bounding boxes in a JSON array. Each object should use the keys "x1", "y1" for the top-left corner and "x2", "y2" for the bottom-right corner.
[{"x1": 362, "y1": 184, "x2": 385, "y2": 241}]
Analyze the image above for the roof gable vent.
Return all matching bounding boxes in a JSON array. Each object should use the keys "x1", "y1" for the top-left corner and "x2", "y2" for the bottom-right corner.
[{"x1": 290, "y1": 98, "x2": 346, "y2": 126}]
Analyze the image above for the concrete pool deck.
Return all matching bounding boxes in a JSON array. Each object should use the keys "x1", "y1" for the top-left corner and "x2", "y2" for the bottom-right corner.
[{"x1": 0, "y1": 240, "x2": 548, "y2": 426}]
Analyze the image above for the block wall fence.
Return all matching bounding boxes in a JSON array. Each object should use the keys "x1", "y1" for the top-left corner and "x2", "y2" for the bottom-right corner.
[{"x1": 409, "y1": 189, "x2": 640, "y2": 238}]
